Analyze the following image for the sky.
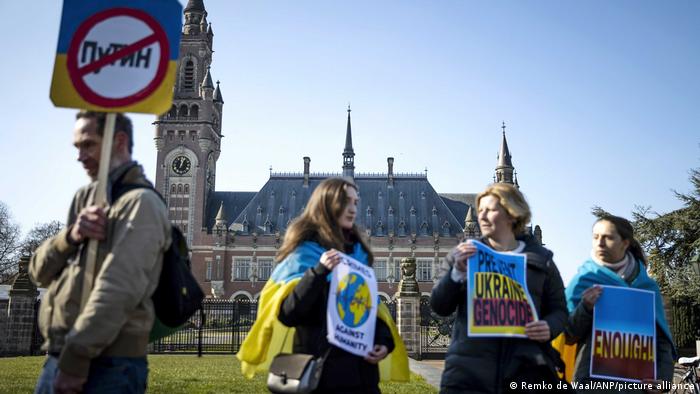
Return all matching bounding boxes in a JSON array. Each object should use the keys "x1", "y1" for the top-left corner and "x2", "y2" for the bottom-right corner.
[{"x1": 0, "y1": 1, "x2": 698, "y2": 284}]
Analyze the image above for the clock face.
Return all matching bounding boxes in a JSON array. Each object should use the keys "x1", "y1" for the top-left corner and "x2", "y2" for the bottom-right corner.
[{"x1": 172, "y1": 156, "x2": 191, "y2": 175}]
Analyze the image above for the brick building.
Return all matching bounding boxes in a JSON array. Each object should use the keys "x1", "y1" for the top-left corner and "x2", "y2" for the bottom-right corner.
[{"x1": 154, "y1": 0, "x2": 539, "y2": 302}]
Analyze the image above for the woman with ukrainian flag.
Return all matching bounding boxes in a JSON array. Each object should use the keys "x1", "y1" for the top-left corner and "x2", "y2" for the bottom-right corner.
[{"x1": 237, "y1": 177, "x2": 408, "y2": 393}]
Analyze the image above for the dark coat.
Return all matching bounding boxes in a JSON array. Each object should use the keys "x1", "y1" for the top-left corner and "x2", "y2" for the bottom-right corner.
[
  {"x1": 278, "y1": 250, "x2": 395, "y2": 394},
  {"x1": 431, "y1": 236, "x2": 568, "y2": 394}
]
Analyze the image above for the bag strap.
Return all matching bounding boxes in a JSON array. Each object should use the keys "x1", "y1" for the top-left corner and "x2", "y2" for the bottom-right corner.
[{"x1": 279, "y1": 327, "x2": 332, "y2": 362}]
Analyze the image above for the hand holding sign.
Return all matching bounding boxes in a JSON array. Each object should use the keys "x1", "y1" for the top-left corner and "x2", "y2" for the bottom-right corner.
[
  {"x1": 320, "y1": 249, "x2": 343, "y2": 271},
  {"x1": 450, "y1": 240, "x2": 477, "y2": 273}
]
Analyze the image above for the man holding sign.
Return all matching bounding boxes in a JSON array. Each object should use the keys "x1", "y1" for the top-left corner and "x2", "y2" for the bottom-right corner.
[
  {"x1": 30, "y1": 112, "x2": 171, "y2": 394},
  {"x1": 431, "y1": 183, "x2": 568, "y2": 393}
]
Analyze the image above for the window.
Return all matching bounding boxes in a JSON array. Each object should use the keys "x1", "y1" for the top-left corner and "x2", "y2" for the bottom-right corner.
[
  {"x1": 416, "y1": 259, "x2": 433, "y2": 282},
  {"x1": 183, "y1": 60, "x2": 194, "y2": 91},
  {"x1": 205, "y1": 260, "x2": 212, "y2": 281},
  {"x1": 374, "y1": 259, "x2": 387, "y2": 281},
  {"x1": 216, "y1": 256, "x2": 222, "y2": 280},
  {"x1": 392, "y1": 260, "x2": 401, "y2": 282},
  {"x1": 257, "y1": 258, "x2": 273, "y2": 281},
  {"x1": 233, "y1": 258, "x2": 251, "y2": 281}
]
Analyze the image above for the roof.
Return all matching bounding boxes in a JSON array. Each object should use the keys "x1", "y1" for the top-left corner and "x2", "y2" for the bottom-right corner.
[
  {"x1": 184, "y1": 0, "x2": 206, "y2": 13},
  {"x1": 206, "y1": 174, "x2": 475, "y2": 237},
  {"x1": 205, "y1": 191, "x2": 257, "y2": 230}
]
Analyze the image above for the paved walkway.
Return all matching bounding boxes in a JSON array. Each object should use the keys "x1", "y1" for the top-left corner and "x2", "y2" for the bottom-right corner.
[{"x1": 409, "y1": 359, "x2": 444, "y2": 389}]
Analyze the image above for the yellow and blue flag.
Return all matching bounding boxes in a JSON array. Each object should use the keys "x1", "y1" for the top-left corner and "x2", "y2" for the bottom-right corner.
[{"x1": 236, "y1": 241, "x2": 410, "y2": 382}]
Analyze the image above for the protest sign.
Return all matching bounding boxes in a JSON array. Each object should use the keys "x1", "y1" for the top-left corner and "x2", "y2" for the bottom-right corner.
[
  {"x1": 467, "y1": 240, "x2": 538, "y2": 337},
  {"x1": 590, "y1": 286, "x2": 656, "y2": 382},
  {"x1": 327, "y1": 253, "x2": 378, "y2": 357}
]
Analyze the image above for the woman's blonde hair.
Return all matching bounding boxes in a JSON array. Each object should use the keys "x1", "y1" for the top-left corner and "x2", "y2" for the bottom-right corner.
[
  {"x1": 276, "y1": 177, "x2": 373, "y2": 264},
  {"x1": 476, "y1": 183, "x2": 532, "y2": 236}
]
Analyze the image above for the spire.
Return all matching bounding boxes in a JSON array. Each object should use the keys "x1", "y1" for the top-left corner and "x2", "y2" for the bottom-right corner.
[
  {"x1": 342, "y1": 105, "x2": 355, "y2": 178},
  {"x1": 465, "y1": 205, "x2": 476, "y2": 226},
  {"x1": 495, "y1": 122, "x2": 516, "y2": 185},
  {"x1": 498, "y1": 122, "x2": 513, "y2": 167},
  {"x1": 185, "y1": 0, "x2": 206, "y2": 12},
  {"x1": 183, "y1": 0, "x2": 207, "y2": 35},
  {"x1": 215, "y1": 201, "x2": 226, "y2": 228},
  {"x1": 464, "y1": 204, "x2": 479, "y2": 238},
  {"x1": 202, "y1": 66, "x2": 214, "y2": 89},
  {"x1": 214, "y1": 80, "x2": 224, "y2": 103}
]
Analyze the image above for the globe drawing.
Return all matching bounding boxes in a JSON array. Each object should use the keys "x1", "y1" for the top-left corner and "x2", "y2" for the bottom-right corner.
[{"x1": 336, "y1": 273, "x2": 373, "y2": 327}]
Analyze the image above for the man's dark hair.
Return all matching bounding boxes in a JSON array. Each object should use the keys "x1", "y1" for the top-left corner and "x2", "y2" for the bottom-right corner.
[{"x1": 76, "y1": 111, "x2": 133, "y2": 154}]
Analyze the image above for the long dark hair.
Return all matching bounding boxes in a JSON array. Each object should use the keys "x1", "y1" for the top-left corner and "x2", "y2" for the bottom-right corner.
[
  {"x1": 276, "y1": 177, "x2": 373, "y2": 264},
  {"x1": 595, "y1": 215, "x2": 647, "y2": 266}
]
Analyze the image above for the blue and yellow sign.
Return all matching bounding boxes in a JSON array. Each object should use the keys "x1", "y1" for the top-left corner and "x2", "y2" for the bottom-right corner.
[
  {"x1": 591, "y1": 286, "x2": 656, "y2": 382},
  {"x1": 467, "y1": 240, "x2": 538, "y2": 337},
  {"x1": 50, "y1": 0, "x2": 182, "y2": 114}
]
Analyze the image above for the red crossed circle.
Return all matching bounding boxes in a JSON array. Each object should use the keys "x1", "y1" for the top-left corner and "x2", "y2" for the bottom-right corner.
[{"x1": 66, "y1": 7, "x2": 170, "y2": 107}]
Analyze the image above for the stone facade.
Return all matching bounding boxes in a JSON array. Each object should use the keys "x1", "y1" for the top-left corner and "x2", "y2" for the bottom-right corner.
[
  {"x1": 1, "y1": 256, "x2": 39, "y2": 356},
  {"x1": 154, "y1": 1, "x2": 538, "y2": 303}
]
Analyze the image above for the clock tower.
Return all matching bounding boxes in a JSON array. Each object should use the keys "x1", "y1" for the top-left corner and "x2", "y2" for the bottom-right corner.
[{"x1": 153, "y1": 0, "x2": 223, "y2": 244}]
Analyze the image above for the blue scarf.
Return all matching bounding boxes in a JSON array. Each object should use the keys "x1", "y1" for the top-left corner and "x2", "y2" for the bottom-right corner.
[
  {"x1": 566, "y1": 259, "x2": 676, "y2": 356},
  {"x1": 270, "y1": 241, "x2": 369, "y2": 283}
]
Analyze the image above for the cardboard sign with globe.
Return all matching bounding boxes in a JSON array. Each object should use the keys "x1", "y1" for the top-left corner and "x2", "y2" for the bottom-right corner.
[{"x1": 326, "y1": 253, "x2": 378, "y2": 357}]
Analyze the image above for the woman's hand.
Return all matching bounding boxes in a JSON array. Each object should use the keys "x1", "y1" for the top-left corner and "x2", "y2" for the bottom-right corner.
[
  {"x1": 449, "y1": 240, "x2": 477, "y2": 273},
  {"x1": 364, "y1": 345, "x2": 389, "y2": 364},
  {"x1": 320, "y1": 249, "x2": 343, "y2": 271},
  {"x1": 524, "y1": 320, "x2": 551, "y2": 342},
  {"x1": 581, "y1": 285, "x2": 603, "y2": 312}
]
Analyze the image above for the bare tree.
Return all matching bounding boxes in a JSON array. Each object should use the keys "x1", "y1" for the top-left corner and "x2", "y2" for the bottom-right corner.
[
  {"x1": 0, "y1": 201, "x2": 21, "y2": 283},
  {"x1": 21, "y1": 220, "x2": 63, "y2": 256}
]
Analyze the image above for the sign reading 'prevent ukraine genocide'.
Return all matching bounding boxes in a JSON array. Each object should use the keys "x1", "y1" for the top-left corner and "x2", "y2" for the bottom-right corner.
[
  {"x1": 467, "y1": 240, "x2": 538, "y2": 337},
  {"x1": 327, "y1": 254, "x2": 378, "y2": 357},
  {"x1": 591, "y1": 286, "x2": 656, "y2": 382},
  {"x1": 50, "y1": 0, "x2": 182, "y2": 113}
]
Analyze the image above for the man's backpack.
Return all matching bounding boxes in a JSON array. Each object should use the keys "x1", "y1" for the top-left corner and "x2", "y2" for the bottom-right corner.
[{"x1": 111, "y1": 181, "x2": 205, "y2": 341}]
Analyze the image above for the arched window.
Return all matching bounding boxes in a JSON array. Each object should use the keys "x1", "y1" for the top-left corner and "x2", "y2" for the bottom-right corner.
[
  {"x1": 177, "y1": 184, "x2": 183, "y2": 193},
  {"x1": 183, "y1": 60, "x2": 195, "y2": 91},
  {"x1": 170, "y1": 184, "x2": 176, "y2": 193},
  {"x1": 178, "y1": 104, "x2": 188, "y2": 118},
  {"x1": 190, "y1": 105, "x2": 199, "y2": 119},
  {"x1": 168, "y1": 105, "x2": 176, "y2": 119},
  {"x1": 184, "y1": 184, "x2": 189, "y2": 194}
]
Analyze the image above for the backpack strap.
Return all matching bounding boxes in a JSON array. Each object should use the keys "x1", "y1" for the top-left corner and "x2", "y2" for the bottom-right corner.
[{"x1": 111, "y1": 182, "x2": 166, "y2": 206}]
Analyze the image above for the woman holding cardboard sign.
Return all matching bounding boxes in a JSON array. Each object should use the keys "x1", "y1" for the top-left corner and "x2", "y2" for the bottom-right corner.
[
  {"x1": 431, "y1": 183, "x2": 568, "y2": 393},
  {"x1": 237, "y1": 178, "x2": 408, "y2": 393},
  {"x1": 565, "y1": 215, "x2": 675, "y2": 393}
]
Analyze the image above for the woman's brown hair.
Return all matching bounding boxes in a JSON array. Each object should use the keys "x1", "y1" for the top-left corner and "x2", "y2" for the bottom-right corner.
[{"x1": 276, "y1": 177, "x2": 373, "y2": 264}]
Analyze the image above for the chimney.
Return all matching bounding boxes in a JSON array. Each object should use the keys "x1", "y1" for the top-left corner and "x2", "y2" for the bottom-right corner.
[
  {"x1": 303, "y1": 156, "x2": 310, "y2": 188},
  {"x1": 387, "y1": 157, "x2": 394, "y2": 188}
]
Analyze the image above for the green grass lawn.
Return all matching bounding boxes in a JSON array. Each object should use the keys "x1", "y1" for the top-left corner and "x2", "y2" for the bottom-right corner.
[{"x1": 0, "y1": 355, "x2": 437, "y2": 393}]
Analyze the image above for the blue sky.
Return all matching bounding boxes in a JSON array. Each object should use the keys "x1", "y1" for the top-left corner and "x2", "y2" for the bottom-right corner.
[{"x1": 1, "y1": 1, "x2": 698, "y2": 284}]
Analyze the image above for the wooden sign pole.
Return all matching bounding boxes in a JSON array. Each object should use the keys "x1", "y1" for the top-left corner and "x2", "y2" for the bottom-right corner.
[{"x1": 80, "y1": 112, "x2": 116, "y2": 311}]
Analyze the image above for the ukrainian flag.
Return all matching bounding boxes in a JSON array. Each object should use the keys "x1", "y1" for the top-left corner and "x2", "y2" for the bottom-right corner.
[{"x1": 236, "y1": 241, "x2": 410, "y2": 382}]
